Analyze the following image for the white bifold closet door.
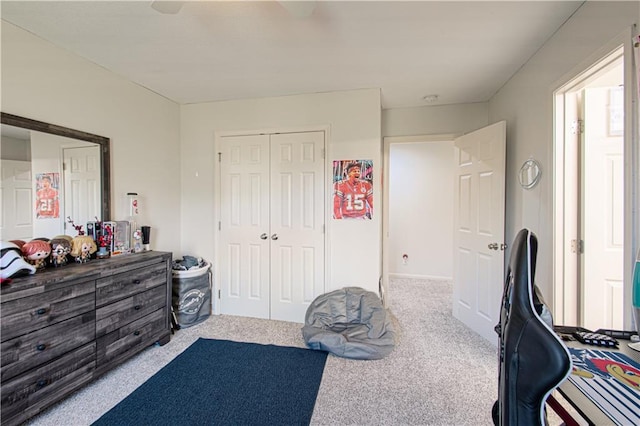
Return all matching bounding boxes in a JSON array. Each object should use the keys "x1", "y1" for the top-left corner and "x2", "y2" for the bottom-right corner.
[{"x1": 219, "y1": 131, "x2": 325, "y2": 323}]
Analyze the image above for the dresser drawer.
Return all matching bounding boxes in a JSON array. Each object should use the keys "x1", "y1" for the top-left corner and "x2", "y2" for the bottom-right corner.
[
  {"x1": 1, "y1": 311, "x2": 95, "y2": 382},
  {"x1": 1, "y1": 342, "x2": 95, "y2": 426},
  {"x1": 96, "y1": 285, "x2": 166, "y2": 337},
  {"x1": 0, "y1": 251, "x2": 172, "y2": 426},
  {"x1": 1, "y1": 280, "x2": 95, "y2": 343},
  {"x1": 96, "y1": 262, "x2": 167, "y2": 307},
  {"x1": 96, "y1": 308, "x2": 167, "y2": 376}
]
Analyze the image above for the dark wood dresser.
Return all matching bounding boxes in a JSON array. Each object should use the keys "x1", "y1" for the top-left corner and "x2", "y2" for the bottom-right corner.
[{"x1": 0, "y1": 251, "x2": 172, "y2": 426}]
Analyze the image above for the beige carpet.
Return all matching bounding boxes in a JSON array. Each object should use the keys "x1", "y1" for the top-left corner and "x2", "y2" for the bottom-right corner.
[{"x1": 26, "y1": 277, "x2": 506, "y2": 425}]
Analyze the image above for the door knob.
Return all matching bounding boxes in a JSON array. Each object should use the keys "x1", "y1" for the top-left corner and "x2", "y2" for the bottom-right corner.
[
  {"x1": 271, "y1": 234, "x2": 278, "y2": 240},
  {"x1": 500, "y1": 243, "x2": 508, "y2": 251},
  {"x1": 260, "y1": 233, "x2": 268, "y2": 240},
  {"x1": 488, "y1": 243, "x2": 499, "y2": 250}
]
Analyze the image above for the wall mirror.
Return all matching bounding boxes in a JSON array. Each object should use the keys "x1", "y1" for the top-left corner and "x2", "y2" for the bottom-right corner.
[
  {"x1": 1, "y1": 112, "x2": 110, "y2": 241},
  {"x1": 518, "y1": 158, "x2": 541, "y2": 190}
]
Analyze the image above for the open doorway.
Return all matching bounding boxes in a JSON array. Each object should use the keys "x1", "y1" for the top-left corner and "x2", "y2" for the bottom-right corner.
[
  {"x1": 381, "y1": 134, "x2": 456, "y2": 303},
  {"x1": 382, "y1": 123, "x2": 506, "y2": 345},
  {"x1": 554, "y1": 47, "x2": 625, "y2": 330}
]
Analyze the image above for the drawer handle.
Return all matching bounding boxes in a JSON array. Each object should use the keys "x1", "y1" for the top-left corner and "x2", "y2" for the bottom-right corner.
[
  {"x1": 134, "y1": 305, "x2": 142, "y2": 310},
  {"x1": 133, "y1": 330, "x2": 141, "y2": 336},
  {"x1": 36, "y1": 343, "x2": 46, "y2": 351},
  {"x1": 35, "y1": 308, "x2": 47, "y2": 315},
  {"x1": 36, "y1": 379, "x2": 49, "y2": 388},
  {"x1": 132, "y1": 279, "x2": 141, "y2": 284}
]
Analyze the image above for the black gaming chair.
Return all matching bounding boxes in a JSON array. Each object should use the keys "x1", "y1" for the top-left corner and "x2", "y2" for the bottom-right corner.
[{"x1": 493, "y1": 229, "x2": 572, "y2": 426}]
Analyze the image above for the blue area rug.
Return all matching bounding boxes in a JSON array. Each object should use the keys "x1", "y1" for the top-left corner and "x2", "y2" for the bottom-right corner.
[{"x1": 93, "y1": 338, "x2": 328, "y2": 426}]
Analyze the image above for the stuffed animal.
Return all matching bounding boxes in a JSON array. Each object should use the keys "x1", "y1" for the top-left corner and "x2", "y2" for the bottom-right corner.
[
  {"x1": 70, "y1": 235, "x2": 97, "y2": 263},
  {"x1": 50, "y1": 237, "x2": 72, "y2": 267},
  {"x1": 21, "y1": 239, "x2": 52, "y2": 270}
]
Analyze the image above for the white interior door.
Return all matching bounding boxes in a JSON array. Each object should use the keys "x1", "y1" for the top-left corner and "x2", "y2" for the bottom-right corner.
[
  {"x1": 63, "y1": 146, "x2": 101, "y2": 229},
  {"x1": 452, "y1": 121, "x2": 506, "y2": 344},
  {"x1": 1, "y1": 159, "x2": 33, "y2": 240},
  {"x1": 219, "y1": 131, "x2": 325, "y2": 322},
  {"x1": 219, "y1": 134, "x2": 271, "y2": 319},
  {"x1": 582, "y1": 87, "x2": 624, "y2": 330},
  {"x1": 269, "y1": 132, "x2": 325, "y2": 322}
]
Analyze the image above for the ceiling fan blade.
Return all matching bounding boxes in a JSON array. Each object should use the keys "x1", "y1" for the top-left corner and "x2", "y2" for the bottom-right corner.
[
  {"x1": 278, "y1": 1, "x2": 317, "y2": 18},
  {"x1": 150, "y1": 1, "x2": 185, "y2": 15}
]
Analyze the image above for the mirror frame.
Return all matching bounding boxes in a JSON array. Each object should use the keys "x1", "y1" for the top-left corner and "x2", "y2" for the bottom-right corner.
[{"x1": 1, "y1": 112, "x2": 111, "y2": 222}]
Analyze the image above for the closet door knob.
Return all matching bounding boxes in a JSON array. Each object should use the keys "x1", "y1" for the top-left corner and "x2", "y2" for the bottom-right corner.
[
  {"x1": 260, "y1": 233, "x2": 268, "y2": 240},
  {"x1": 271, "y1": 234, "x2": 278, "y2": 240}
]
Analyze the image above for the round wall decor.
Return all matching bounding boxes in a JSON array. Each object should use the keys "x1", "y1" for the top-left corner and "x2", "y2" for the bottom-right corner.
[{"x1": 519, "y1": 158, "x2": 541, "y2": 189}]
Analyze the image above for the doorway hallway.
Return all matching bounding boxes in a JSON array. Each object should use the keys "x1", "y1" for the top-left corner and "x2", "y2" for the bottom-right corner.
[{"x1": 383, "y1": 121, "x2": 506, "y2": 344}]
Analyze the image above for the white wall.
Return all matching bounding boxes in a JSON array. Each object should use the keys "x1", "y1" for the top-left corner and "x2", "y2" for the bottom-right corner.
[
  {"x1": 489, "y1": 1, "x2": 639, "y2": 312},
  {"x1": 388, "y1": 141, "x2": 454, "y2": 279},
  {"x1": 1, "y1": 22, "x2": 181, "y2": 253},
  {"x1": 180, "y1": 89, "x2": 382, "y2": 293},
  {"x1": 383, "y1": 102, "x2": 489, "y2": 137},
  {"x1": 1, "y1": 135, "x2": 30, "y2": 161}
]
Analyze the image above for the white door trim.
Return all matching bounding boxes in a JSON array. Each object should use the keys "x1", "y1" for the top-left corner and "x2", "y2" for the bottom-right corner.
[{"x1": 552, "y1": 27, "x2": 637, "y2": 328}]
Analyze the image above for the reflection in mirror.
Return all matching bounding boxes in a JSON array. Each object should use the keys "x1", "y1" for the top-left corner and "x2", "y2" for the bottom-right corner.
[{"x1": 1, "y1": 113, "x2": 110, "y2": 241}]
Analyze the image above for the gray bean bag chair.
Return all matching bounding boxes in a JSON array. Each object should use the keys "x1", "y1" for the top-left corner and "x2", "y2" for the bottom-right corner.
[{"x1": 302, "y1": 286, "x2": 396, "y2": 360}]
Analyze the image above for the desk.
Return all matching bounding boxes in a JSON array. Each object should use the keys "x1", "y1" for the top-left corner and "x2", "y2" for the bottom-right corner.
[{"x1": 555, "y1": 340, "x2": 640, "y2": 425}]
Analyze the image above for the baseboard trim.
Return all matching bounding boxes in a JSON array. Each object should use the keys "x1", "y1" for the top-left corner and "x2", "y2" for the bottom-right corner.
[{"x1": 388, "y1": 273, "x2": 452, "y2": 281}]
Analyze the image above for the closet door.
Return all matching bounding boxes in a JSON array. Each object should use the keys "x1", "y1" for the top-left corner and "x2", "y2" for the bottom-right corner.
[
  {"x1": 0, "y1": 160, "x2": 32, "y2": 240},
  {"x1": 63, "y1": 145, "x2": 102, "y2": 235},
  {"x1": 269, "y1": 132, "x2": 325, "y2": 322},
  {"x1": 219, "y1": 131, "x2": 325, "y2": 322},
  {"x1": 219, "y1": 134, "x2": 271, "y2": 319}
]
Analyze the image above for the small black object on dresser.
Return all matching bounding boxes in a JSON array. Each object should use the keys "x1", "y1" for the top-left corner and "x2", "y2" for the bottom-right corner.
[
  {"x1": 1, "y1": 251, "x2": 172, "y2": 426},
  {"x1": 572, "y1": 331, "x2": 618, "y2": 347}
]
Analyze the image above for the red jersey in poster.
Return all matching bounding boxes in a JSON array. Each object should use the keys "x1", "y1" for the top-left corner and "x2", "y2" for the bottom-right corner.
[
  {"x1": 35, "y1": 174, "x2": 60, "y2": 219},
  {"x1": 333, "y1": 161, "x2": 373, "y2": 219}
]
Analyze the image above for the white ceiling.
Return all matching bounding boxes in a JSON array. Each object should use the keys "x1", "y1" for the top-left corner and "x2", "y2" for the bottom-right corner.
[{"x1": 1, "y1": 1, "x2": 584, "y2": 109}]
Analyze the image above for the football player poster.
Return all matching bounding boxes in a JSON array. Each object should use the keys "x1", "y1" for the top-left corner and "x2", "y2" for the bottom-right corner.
[
  {"x1": 332, "y1": 159, "x2": 373, "y2": 220},
  {"x1": 35, "y1": 172, "x2": 60, "y2": 219}
]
